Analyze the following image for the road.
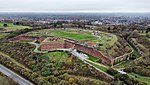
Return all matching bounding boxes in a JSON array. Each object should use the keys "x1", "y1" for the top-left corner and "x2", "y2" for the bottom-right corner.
[{"x1": 0, "y1": 64, "x2": 34, "y2": 85}]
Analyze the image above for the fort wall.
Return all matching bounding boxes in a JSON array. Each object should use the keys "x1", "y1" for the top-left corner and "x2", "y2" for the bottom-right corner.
[
  {"x1": 9, "y1": 36, "x2": 115, "y2": 65},
  {"x1": 9, "y1": 36, "x2": 45, "y2": 42},
  {"x1": 40, "y1": 42, "x2": 65, "y2": 50},
  {"x1": 64, "y1": 40, "x2": 112, "y2": 65}
]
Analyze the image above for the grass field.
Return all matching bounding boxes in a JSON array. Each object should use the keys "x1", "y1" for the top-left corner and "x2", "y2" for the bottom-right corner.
[
  {"x1": 85, "y1": 59, "x2": 108, "y2": 72},
  {"x1": 93, "y1": 32, "x2": 117, "y2": 48},
  {"x1": 47, "y1": 51, "x2": 69, "y2": 67},
  {"x1": 50, "y1": 29, "x2": 96, "y2": 40},
  {"x1": 128, "y1": 72, "x2": 150, "y2": 85},
  {"x1": 26, "y1": 29, "x2": 117, "y2": 49},
  {"x1": 113, "y1": 60, "x2": 132, "y2": 69},
  {"x1": 87, "y1": 55, "x2": 100, "y2": 62},
  {"x1": 0, "y1": 22, "x2": 30, "y2": 31}
]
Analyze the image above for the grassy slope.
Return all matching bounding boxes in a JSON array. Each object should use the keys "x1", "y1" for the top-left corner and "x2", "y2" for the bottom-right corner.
[
  {"x1": 47, "y1": 51, "x2": 68, "y2": 67},
  {"x1": 88, "y1": 55, "x2": 100, "y2": 62},
  {"x1": 128, "y1": 72, "x2": 150, "y2": 85},
  {"x1": 0, "y1": 33, "x2": 9, "y2": 38},
  {"x1": 85, "y1": 59, "x2": 108, "y2": 72},
  {"x1": 0, "y1": 22, "x2": 30, "y2": 31}
]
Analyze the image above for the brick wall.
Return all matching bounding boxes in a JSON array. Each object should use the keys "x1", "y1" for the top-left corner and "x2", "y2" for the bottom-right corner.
[
  {"x1": 75, "y1": 44, "x2": 111, "y2": 64},
  {"x1": 65, "y1": 40, "x2": 112, "y2": 65},
  {"x1": 38, "y1": 38, "x2": 46, "y2": 42},
  {"x1": 64, "y1": 40, "x2": 75, "y2": 48},
  {"x1": 40, "y1": 42, "x2": 65, "y2": 50},
  {"x1": 9, "y1": 36, "x2": 46, "y2": 42}
]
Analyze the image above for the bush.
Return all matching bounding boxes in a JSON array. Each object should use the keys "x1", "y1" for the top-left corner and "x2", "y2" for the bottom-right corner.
[
  {"x1": 3, "y1": 23, "x2": 7, "y2": 27},
  {"x1": 107, "y1": 68, "x2": 119, "y2": 76}
]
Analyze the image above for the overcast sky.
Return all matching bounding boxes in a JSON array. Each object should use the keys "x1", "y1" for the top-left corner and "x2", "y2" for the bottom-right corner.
[{"x1": 0, "y1": 0, "x2": 150, "y2": 12}]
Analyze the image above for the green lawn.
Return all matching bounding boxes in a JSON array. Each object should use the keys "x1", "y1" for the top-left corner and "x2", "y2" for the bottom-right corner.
[
  {"x1": 47, "y1": 51, "x2": 68, "y2": 67},
  {"x1": 85, "y1": 59, "x2": 108, "y2": 72},
  {"x1": 87, "y1": 55, "x2": 100, "y2": 62},
  {"x1": 93, "y1": 32, "x2": 118, "y2": 48},
  {"x1": 50, "y1": 29, "x2": 96, "y2": 41},
  {"x1": 128, "y1": 72, "x2": 150, "y2": 85},
  {"x1": 113, "y1": 60, "x2": 132, "y2": 69},
  {"x1": 0, "y1": 22, "x2": 30, "y2": 31}
]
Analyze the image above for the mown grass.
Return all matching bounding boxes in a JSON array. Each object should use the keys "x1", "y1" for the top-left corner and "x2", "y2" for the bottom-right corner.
[
  {"x1": 50, "y1": 29, "x2": 96, "y2": 41},
  {"x1": 113, "y1": 60, "x2": 132, "y2": 69},
  {"x1": 87, "y1": 55, "x2": 100, "y2": 62},
  {"x1": 93, "y1": 32, "x2": 118, "y2": 48},
  {"x1": 47, "y1": 51, "x2": 68, "y2": 67},
  {"x1": 85, "y1": 60, "x2": 108, "y2": 72},
  {"x1": 128, "y1": 72, "x2": 150, "y2": 85},
  {"x1": 0, "y1": 22, "x2": 30, "y2": 31}
]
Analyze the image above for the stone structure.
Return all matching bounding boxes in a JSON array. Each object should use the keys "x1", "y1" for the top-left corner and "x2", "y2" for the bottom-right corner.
[
  {"x1": 10, "y1": 36, "x2": 130, "y2": 65},
  {"x1": 9, "y1": 36, "x2": 45, "y2": 42},
  {"x1": 40, "y1": 42, "x2": 65, "y2": 50},
  {"x1": 64, "y1": 40, "x2": 113, "y2": 65}
]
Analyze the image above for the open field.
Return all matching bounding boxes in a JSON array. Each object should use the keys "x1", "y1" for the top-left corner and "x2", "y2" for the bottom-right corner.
[
  {"x1": 87, "y1": 55, "x2": 100, "y2": 62},
  {"x1": 0, "y1": 22, "x2": 30, "y2": 31},
  {"x1": 26, "y1": 29, "x2": 118, "y2": 49},
  {"x1": 128, "y1": 72, "x2": 150, "y2": 85},
  {"x1": 47, "y1": 51, "x2": 69, "y2": 67},
  {"x1": 85, "y1": 59, "x2": 108, "y2": 72}
]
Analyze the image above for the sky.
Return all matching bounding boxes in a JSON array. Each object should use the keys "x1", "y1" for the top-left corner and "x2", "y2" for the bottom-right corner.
[{"x1": 0, "y1": 0, "x2": 150, "y2": 12}]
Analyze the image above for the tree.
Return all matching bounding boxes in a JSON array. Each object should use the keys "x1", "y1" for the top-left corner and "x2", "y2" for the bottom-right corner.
[
  {"x1": 107, "y1": 27, "x2": 111, "y2": 31},
  {"x1": 15, "y1": 22, "x2": 20, "y2": 25},
  {"x1": 146, "y1": 27, "x2": 150, "y2": 33},
  {"x1": 3, "y1": 23, "x2": 7, "y2": 27}
]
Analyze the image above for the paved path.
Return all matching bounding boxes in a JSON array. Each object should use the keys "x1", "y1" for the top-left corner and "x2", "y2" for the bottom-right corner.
[
  {"x1": 70, "y1": 50, "x2": 114, "y2": 79},
  {"x1": 28, "y1": 40, "x2": 42, "y2": 53},
  {"x1": 0, "y1": 64, "x2": 34, "y2": 85},
  {"x1": 70, "y1": 50, "x2": 88, "y2": 61}
]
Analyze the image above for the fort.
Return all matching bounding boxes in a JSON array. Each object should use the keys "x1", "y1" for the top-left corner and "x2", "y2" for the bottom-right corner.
[{"x1": 9, "y1": 36, "x2": 131, "y2": 65}]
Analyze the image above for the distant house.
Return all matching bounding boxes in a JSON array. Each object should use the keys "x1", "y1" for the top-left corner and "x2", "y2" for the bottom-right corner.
[{"x1": 91, "y1": 21, "x2": 103, "y2": 25}]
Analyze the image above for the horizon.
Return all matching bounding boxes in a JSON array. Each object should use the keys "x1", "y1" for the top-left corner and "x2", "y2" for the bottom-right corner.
[
  {"x1": 0, "y1": 11, "x2": 150, "y2": 13},
  {"x1": 0, "y1": 0, "x2": 150, "y2": 13}
]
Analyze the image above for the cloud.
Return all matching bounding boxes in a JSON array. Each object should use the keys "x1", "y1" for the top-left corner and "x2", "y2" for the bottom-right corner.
[{"x1": 0, "y1": 0, "x2": 150, "y2": 12}]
